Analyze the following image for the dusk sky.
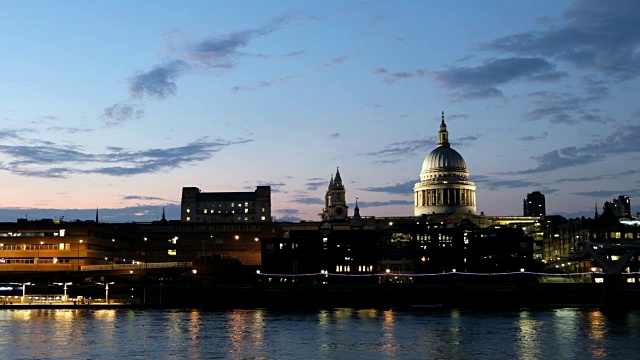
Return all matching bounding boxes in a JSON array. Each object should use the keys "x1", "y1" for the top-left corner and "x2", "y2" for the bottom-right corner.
[{"x1": 1, "y1": 0, "x2": 639, "y2": 223}]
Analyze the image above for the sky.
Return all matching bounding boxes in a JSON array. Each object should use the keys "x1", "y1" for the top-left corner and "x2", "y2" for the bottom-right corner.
[{"x1": 1, "y1": 0, "x2": 639, "y2": 223}]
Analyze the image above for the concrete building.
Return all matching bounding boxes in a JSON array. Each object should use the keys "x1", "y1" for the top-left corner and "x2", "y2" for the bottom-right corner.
[
  {"x1": 181, "y1": 186, "x2": 271, "y2": 223},
  {"x1": 524, "y1": 191, "x2": 546, "y2": 217},
  {"x1": 414, "y1": 112, "x2": 476, "y2": 216}
]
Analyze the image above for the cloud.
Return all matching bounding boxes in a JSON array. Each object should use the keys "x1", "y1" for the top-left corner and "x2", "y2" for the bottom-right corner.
[
  {"x1": 110, "y1": 15, "x2": 298, "y2": 114},
  {"x1": 358, "y1": 199, "x2": 413, "y2": 207},
  {"x1": 363, "y1": 139, "x2": 433, "y2": 160},
  {"x1": 362, "y1": 180, "x2": 416, "y2": 194},
  {"x1": 181, "y1": 15, "x2": 295, "y2": 69},
  {"x1": 329, "y1": 133, "x2": 340, "y2": 139},
  {"x1": 518, "y1": 132, "x2": 548, "y2": 141},
  {"x1": 305, "y1": 178, "x2": 326, "y2": 191},
  {"x1": 230, "y1": 74, "x2": 301, "y2": 94},
  {"x1": 473, "y1": 177, "x2": 540, "y2": 191},
  {"x1": 572, "y1": 189, "x2": 640, "y2": 198},
  {"x1": 513, "y1": 124, "x2": 640, "y2": 174},
  {"x1": 525, "y1": 90, "x2": 610, "y2": 124},
  {"x1": 433, "y1": 57, "x2": 566, "y2": 99},
  {"x1": 373, "y1": 68, "x2": 426, "y2": 85},
  {"x1": 364, "y1": 133, "x2": 478, "y2": 164},
  {"x1": 46, "y1": 126, "x2": 93, "y2": 134},
  {"x1": 101, "y1": 102, "x2": 145, "y2": 126},
  {"x1": 290, "y1": 197, "x2": 325, "y2": 205},
  {"x1": 324, "y1": 56, "x2": 348, "y2": 67},
  {"x1": 486, "y1": 0, "x2": 640, "y2": 80},
  {"x1": 123, "y1": 195, "x2": 173, "y2": 202},
  {"x1": 0, "y1": 138, "x2": 251, "y2": 178},
  {"x1": 277, "y1": 208, "x2": 301, "y2": 215},
  {"x1": 128, "y1": 60, "x2": 190, "y2": 100}
]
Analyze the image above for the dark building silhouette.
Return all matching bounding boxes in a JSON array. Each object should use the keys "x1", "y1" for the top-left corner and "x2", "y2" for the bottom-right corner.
[
  {"x1": 604, "y1": 195, "x2": 631, "y2": 218},
  {"x1": 524, "y1": 191, "x2": 546, "y2": 217}
]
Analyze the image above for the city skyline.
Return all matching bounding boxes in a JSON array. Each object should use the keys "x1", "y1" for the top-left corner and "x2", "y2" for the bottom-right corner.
[{"x1": 1, "y1": 0, "x2": 639, "y2": 222}]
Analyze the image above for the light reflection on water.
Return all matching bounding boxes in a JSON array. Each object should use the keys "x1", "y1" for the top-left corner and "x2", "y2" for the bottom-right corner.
[{"x1": 0, "y1": 308, "x2": 639, "y2": 359}]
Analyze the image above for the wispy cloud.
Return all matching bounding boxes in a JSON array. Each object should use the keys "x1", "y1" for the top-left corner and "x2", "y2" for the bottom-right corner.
[
  {"x1": 373, "y1": 68, "x2": 426, "y2": 85},
  {"x1": 100, "y1": 102, "x2": 145, "y2": 127},
  {"x1": 364, "y1": 133, "x2": 479, "y2": 164},
  {"x1": 290, "y1": 196, "x2": 324, "y2": 205},
  {"x1": 518, "y1": 132, "x2": 548, "y2": 141},
  {"x1": 525, "y1": 89, "x2": 610, "y2": 125},
  {"x1": 0, "y1": 138, "x2": 251, "y2": 178},
  {"x1": 46, "y1": 126, "x2": 93, "y2": 134},
  {"x1": 305, "y1": 178, "x2": 326, "y2": 191},
  {"x1": 433, "y1": 57, "x2": 566, "y2": 99},
  {"x1": 102, "y1": 15, "x2": 299, "y2": 125},
  {"x1": 485, "y1": 0, "x2": 640, "y2": 80},
  {"x1": 361, "y1": 180, "x2": 416, "y2": 194},
  {"x1": 123, "y1": 195, "x2": 174, "y2": 202},
  {"x1": 512, "y1": 124, "x2": 640, "y2": 174},
  {"x1": 128, "y1": 60, "x2": 190, "y2": 100},
  {"x1": 358, "y1": 199, "x2": 413, "y2": 207},
  {"x1": 230, "y1": 74, "x2": 301, "y2": 94},
  {"x1": 572, "y1": 189, "x2": 640, "y2": 198},
  {"x1": 324, "y1": 56, "x2": 348, "y2": 67}
]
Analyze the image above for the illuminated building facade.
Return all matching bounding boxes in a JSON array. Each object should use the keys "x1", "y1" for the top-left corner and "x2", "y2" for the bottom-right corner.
[
  {"x1": 181, "y1": 186, "x2": 271, "y2": 223},
  {"x1": 414, "y1": 112, "x2": 476, "y2": 216}
]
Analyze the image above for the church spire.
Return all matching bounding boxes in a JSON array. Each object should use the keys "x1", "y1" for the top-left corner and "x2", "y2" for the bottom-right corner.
[
  {"x1": 594, "y1": 201, "x2": 599, "y2": 219},
  {"x1": 95, "y1": 206, "x2": 99, "y2": 223},
  {"x1": 437, "y1": 111, "x2": 450, "y2": 148}
]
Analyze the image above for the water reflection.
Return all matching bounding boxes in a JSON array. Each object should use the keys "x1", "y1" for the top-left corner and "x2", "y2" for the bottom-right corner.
[
  {"x1": 382, "y1": 310, "x2": 397, "y2": 357},
  {"x1": 0, "y1": 308, "x2": 638, "y2": 359},
  {"x1": 517, "y1": 311, "x2": 541, "y2": 359}
]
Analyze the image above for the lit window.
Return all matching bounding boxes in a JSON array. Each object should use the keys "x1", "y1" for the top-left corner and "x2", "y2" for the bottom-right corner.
[
  {"x1": 261, "y1": 216, "x2": 266, "y2": 221},
  {"x1": 627, "y1": 278, "x2": 636, "y2": 283},
  {"x1": 261, "y1": 208, "x2": 265, "y2": 213},
  {"x1": 186, "y1": 208, "x2": 191, "y2": 214},
  {"x1": 244, "y1": 209, "x2": 249, "y2": 214},
  {"x1": 204, "y1": 209, "x2": 208, "y2": 214},
  {"x1": 186, "y1": 217, "x2": 191, "y2": 222},
  {"x1": 244, "y1": 202, "x2": 248, "y2": 207},
  {"x1": 168, "y1": 250, "x2": 177, "y2": 256},
  {"x1": 594, "y1": 277, "x2": 604, "y2": 283}
]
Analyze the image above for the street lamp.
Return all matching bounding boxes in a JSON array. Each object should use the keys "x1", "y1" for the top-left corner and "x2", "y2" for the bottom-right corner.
[{"x1": 105, "y1": 282, "x2": 114, "y2": 304}]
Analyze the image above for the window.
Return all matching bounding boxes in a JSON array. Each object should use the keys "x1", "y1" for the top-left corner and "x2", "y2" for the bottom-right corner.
[
  {"x1": 204, "y1": 209, "x2": 208, "y2": 214},
  {"x1": 186, "y1": 208, "x2": 191, "y2": 214},
  {"x1": 244, "y1": 209, "x2": 249, "y2": 214},
  {"x1": 168, "y1": 250, "x2": 177, "y2": 256},
  {"x1": 186, "y1": 217, "x2": 191, "y2": 222},
  {"x1": 261, "y1": 216, "x2": 266, "y2": 221}
]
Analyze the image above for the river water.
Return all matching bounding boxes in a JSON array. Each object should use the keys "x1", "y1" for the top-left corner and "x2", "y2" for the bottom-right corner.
[{"x1": 1, "y1": 308, "x2": 639, "y2": 359}]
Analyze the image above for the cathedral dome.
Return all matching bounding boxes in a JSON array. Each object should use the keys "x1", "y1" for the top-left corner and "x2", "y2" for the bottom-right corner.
[
  {"x1": 414, "y1": 112, "x2": 476, "y2": 216},
  {"x1": 421, "y1": 147, "x2": 467, "y2": 173}
]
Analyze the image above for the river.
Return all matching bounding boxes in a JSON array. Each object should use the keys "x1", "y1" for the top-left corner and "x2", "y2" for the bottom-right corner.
[{"x1": 1, "y1": 308, "x2": 639, "y2": 359}]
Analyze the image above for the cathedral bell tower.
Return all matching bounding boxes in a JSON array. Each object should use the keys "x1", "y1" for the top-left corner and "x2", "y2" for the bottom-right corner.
[{"x1": 322, "y1": 167, "x2": 349, "y2": 221}]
